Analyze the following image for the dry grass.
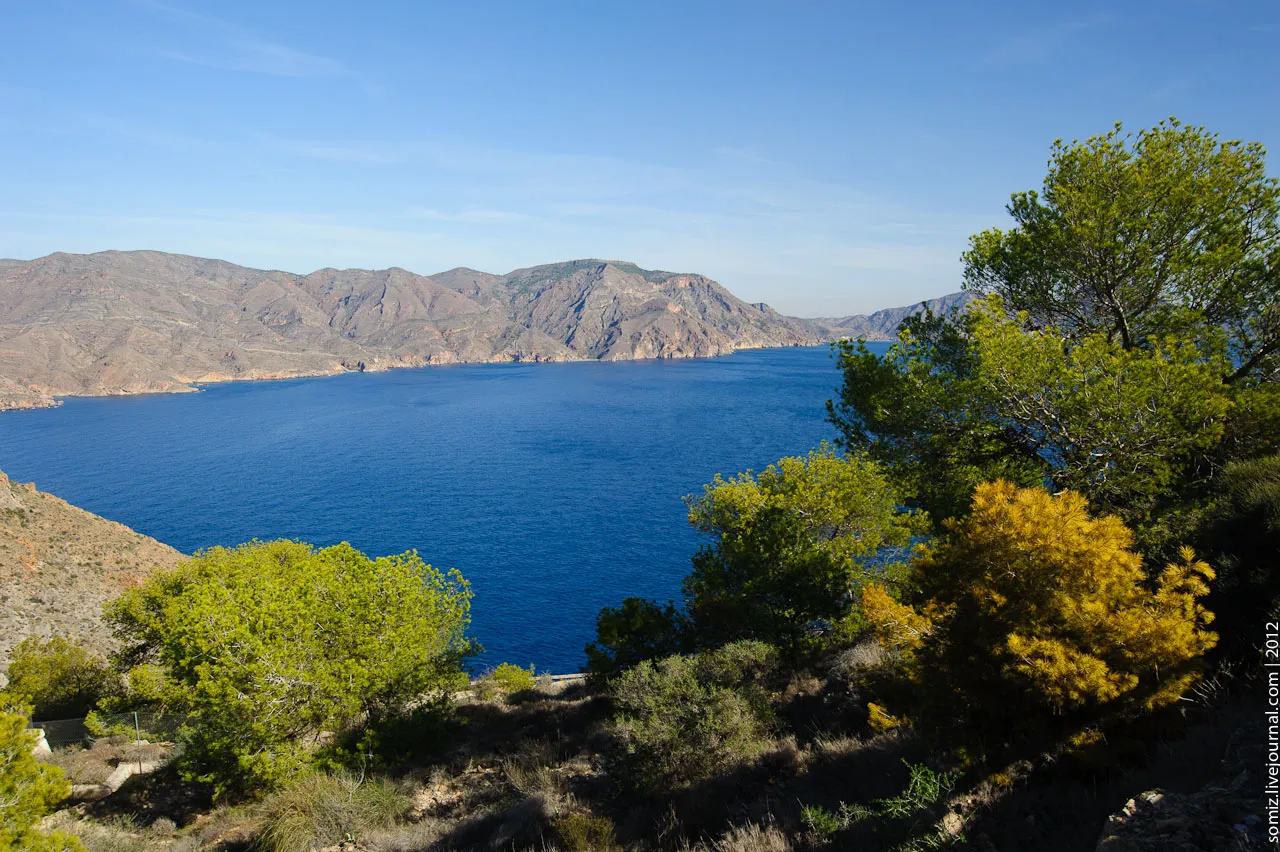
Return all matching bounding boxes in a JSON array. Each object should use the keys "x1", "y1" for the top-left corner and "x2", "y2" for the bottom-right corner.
[
  {"x1": 43, "y1": 736, "x2": 172, "y2": 785},
  {"x1": 254, "y1": 772, "x2": 412, "y2": 852},
  {"x1": 714, "y1": 822, "x2": 793, "y2": 852},
  {"x1": 676, "y1": 820, "x2": 793, "y2": 852},
  {"x1": 363, "y1": 818, "x2": 448, "y2": 851},
  {"x1": 44, "y1": 813, "x2": 156, "y2": 852},
  {"x1": 828, "y1": 640, "x2": 889, "y2": 685}
]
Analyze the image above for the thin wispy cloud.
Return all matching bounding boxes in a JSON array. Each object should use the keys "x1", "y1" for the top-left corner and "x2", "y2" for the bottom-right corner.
[
  {"x1": 401, "y1": 207, "x2": 531, "y2": 224},
  {"x1": 159, "y1": 40, "x2": 344, "y2": 78},
  {"x1": 133, "y1": 0, "x2": 346, "y2": 78},
  {"x1": 260, "y1": 136, "x2": 406, "y2": 164},
  {"x1": 978, "y1": 15, "x2": 1112, "y2": 68}
]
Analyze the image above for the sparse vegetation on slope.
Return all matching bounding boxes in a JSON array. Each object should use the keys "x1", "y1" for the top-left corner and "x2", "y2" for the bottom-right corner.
[{"x1": 0, "y1": 471, "x2": 182, "y2": 676}]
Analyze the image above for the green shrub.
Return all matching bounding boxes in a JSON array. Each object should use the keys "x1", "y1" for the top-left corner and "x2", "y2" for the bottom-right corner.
[
  {"x1": 106, "y1": 540, "x2": 477, "y2": 795},
  {"x1": 554, "y1": 811, "x2": 620, "y2": 852},
  {"x1": 873, "y1": 762, "x2": 958, "y2": 821},
  {"x1": 801, "y1": 804, "x2": 843, "y2": 838},
  {"x1": 3, "y1": 637, "x2": 120, "y2": 720},
  {"x1": 0, "y1": 710, "x2": 84, "y2": 851},
  {"x1": 607, "y1": 641, "x2": 778, "y2": 792},
  {"x1": 475, "y1": 662, "x2": 537, "y2": 700},
  {"x1": 254, "y1": 771, "x2": 410, "y2": 852},
  {"x1": 587, "y1": 449, "x2": 924, "y2": 674},
  {"x1": 683, "y1": 447, "x2": 924, "y2": 658}
]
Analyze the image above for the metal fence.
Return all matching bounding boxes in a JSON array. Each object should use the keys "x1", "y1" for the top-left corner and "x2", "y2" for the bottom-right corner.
[{"x1": 29, "y1": 711, "x2": 193, "y2": 749}]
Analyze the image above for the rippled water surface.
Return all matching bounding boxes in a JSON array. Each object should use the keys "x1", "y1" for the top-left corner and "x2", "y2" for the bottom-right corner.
[{"x1": 0, "y1": 344, "x2": 889, "y2": 671}]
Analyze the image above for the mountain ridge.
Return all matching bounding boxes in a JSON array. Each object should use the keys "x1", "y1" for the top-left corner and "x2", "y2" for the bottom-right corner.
[{"x1": 0, "y1": 250, "x2": 966, "y2": 410}]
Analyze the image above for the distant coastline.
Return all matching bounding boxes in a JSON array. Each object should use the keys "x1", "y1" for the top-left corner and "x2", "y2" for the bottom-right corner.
[{"x1": 0, "y1": 340, "x2": 840, "y2": 413}]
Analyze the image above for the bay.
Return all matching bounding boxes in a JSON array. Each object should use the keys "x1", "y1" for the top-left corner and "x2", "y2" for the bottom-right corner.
[{"x1": 0, "y1": 343, "x2": 889, "y2": 672}]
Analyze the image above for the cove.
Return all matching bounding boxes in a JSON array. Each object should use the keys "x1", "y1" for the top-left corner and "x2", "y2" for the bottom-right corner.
[{"x1": 0, "y1": 343, "x2": 889, "y2": 672}]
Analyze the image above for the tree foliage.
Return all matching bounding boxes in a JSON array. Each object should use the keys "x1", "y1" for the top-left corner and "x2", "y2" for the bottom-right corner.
[
  {"x1": 830, "y1": 298, "x2": 1237, "y2": 526},
  {"x1": 862, "y1": 482, "x2": 1217, "y2": 745},
  {"x1": 963, "y1": 118, "x2": 1280, "y2": 378},
  {"x1": 0, "y1": 710, "x2": 83, "y2": 851},
  {"x1": 682, "y1": 446, "x2": 924, "y2": 654},
  {"x1": 2, "y1": 637, "x2": 121, "y2": 721},
  {"x1": 106, "y1": 539, "x2": 476, "y2": 794},
  {"x1": 588, "y1": 448, "x2": 923, "y2": 672},
  {"x1": 831, "y1": 120, "x2": 1279, "y2": 540},
  {"x1": 586, "y1": 598, "x2": 691, "y2": 678}
]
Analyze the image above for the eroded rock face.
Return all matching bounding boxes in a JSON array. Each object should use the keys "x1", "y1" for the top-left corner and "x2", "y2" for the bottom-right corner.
[{"x1": 1095, "y1": 775, "x2": 1266, "y2": 851}]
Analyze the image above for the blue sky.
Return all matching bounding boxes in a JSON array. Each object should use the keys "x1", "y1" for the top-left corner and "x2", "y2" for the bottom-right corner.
[{"x1": 1, "y1": 1, "x2": 1276, "y2": 316}]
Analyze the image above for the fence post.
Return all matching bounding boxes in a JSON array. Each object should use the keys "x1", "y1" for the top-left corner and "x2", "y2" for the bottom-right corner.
[{"x1": 134, "y1": 711, "x2": 143, "y2": 776}]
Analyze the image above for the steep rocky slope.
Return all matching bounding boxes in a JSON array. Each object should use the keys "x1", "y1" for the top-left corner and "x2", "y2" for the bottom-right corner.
[{"x1": 0, "y1": 470, "x2": 182, "y2": 673}]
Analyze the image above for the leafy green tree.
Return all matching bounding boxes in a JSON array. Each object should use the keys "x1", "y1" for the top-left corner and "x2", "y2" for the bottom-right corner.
[
  {"x1": 832, "y1": 120, "x2": 1279, "y2": 536},
  {"x1": 106, "y1": 540, "x2": 477, "y2": 794},
  {"x1": 682, "y1": 447, "x2": 924, "y2": 656},
  {"x1": 963, "y1": 118, "x2": 1279, "y2": 378},
  {"x1": 2, "y1": 637, "x2": 121, "y2": 720},
  {"x1": 588, "y1": 448, "x2": 923, "y2": 670},
  {"x1": 862, "y1": 481, "x2": 1217, "y2": 748},
  {"x1": 0, "y1": 710, "x2": 83, "y2": 851},
  {"x1": 830, "y1": 298, "x2": 1236, "y2": 526}
]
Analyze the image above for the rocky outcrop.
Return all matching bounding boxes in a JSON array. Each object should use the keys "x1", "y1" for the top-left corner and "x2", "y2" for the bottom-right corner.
[
  {"x1": 1095, "y1": 716, "x2": 1267, "y2": 851},
  {"x1": 1095, "y1": 783, "x2": 1265, "y2": 850}
]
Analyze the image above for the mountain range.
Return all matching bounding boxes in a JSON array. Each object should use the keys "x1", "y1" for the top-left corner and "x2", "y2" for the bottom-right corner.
[{"x1": 0, "y1": 251, "x2": 971, "y2": 410}]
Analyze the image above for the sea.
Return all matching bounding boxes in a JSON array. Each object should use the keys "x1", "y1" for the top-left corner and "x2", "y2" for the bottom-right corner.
[{"x1": 0, "y1": 343, "x2": 890, "y2": 673}]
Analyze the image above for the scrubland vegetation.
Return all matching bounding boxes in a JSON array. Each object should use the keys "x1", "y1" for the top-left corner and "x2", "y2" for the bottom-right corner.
[{"x1": 2, "y1": 118, "x2": 1276, "y2": 849}]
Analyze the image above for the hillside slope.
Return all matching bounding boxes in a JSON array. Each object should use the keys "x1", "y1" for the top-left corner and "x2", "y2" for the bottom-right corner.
[
  {"x1": 0, "y1": 470, "x2": 182, "y2": 673},
  {"x1": 810, "y1": 291, "x2": 975, "y2": 340},
  {"x1": 0, "y1": 252, "x2": 833, "y2": 406}
]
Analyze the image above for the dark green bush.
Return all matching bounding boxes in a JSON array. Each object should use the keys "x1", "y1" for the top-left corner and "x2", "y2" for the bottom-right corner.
[
  {"x1": 1195, "y1": 453, "x2": 1280, "y2": 658},
  {"x1": 585, "y1": 597, "x2": 690, "y2": 679},
  {"x1": 607, "y1": 641, "x2": 778, "y2": 793}
]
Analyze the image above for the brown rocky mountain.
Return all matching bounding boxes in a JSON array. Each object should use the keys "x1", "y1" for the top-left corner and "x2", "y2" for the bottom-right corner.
[
  {"x1": 0, "y1": 470, "x2": 182, "y2": 674},
  {"x1": 0, "y1": 251, "x2": 824, "y2": 408},
  {"x1": 0, "y1": 250, "x2": 967, "y2": 409}
]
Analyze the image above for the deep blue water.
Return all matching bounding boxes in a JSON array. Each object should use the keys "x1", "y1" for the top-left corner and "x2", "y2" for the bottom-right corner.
[{"x1": 0, "y1": 344, "x2": 888, "y2": 672}]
